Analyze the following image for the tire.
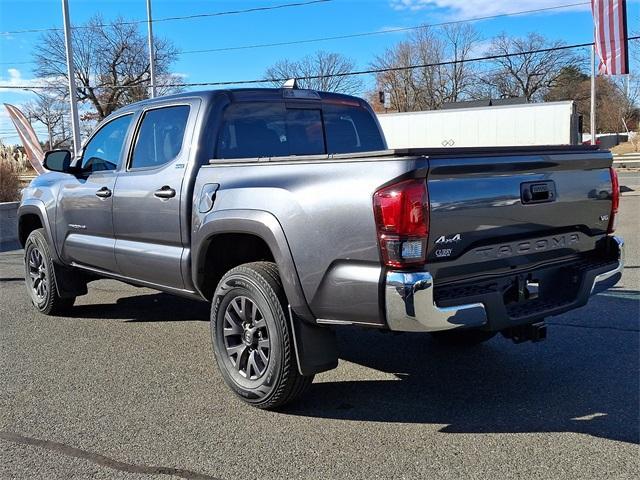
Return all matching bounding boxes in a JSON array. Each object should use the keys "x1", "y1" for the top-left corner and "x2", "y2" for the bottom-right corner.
[
  {"x1": 210, "y1": 261, "x2": 313, "y2": 409},
  {"x1": 24, "y1": 228, "x2": 75, "y2": 315},
  {"x1": 430, "y1": 329, "x2": 496, "y2": 347}
]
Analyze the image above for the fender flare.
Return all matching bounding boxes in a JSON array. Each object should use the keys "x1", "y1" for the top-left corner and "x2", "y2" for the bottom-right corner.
[
  {"x1": 18, "y1": 201, "x2": 88, "y2": 298},
  {"x1": 192, "y1": 209, "x2": 315, "y2": 322},
  {"x1": 17, "y1": 200, "x2": 62, "y2": 263}
]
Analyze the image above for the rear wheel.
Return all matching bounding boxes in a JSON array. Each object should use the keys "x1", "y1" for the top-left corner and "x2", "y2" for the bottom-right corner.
[
  {"x1": 430, "y1": 329, "x2": 496, "y2": 347},
  {"x1": 210, "y1": 262, "x2": 313, "y2": 409},
  {"x1": 24, "y1": 228, "x2": 75, "y2": 315}
]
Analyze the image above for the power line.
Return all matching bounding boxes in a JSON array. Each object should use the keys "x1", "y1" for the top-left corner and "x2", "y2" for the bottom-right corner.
[
  {"x1": 181, "y1": 2, "x2": 592, "y2": 55},
  {"x1": 0, "y1": 2, "x2": 594, "y2": 66},
  {"x1": 146, "y1": 0, "x2": 332, "y2": 24},
  {"x1": 0, "y1": 0, "x2": 332, "y2": 36},
  {"x1": 1, "y1": 36, "x2": 638, "y2": 91}
]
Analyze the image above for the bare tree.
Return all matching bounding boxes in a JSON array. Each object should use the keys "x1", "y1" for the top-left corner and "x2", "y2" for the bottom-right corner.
[
  {"x1": 481, "y1": 33, "x2": 581, "y2": 101},
  {"x1": 416, "y1": 25, "x2": 481, "y2": 106},
  {"x1": 631, "y1": 23, "x2": 639, "y2": 64},
  {"x1": 546, "y1": 67, "x2": 638, "y2": 133},
  {"x1": 25, "y1": 93, "x2": 70, "y2": 149},
  {"x1": 265, "y1": 51, "x2": 362, "y2": 95},
  {"x1": 370, "y1": 24, "x2": 480, "y2": 112},
  {"x1": 33, "y1": 15, "x2": 182, "y2": 120},
  {"x1": 371, "y1": 40, "x2": 420, "y2": 112}
]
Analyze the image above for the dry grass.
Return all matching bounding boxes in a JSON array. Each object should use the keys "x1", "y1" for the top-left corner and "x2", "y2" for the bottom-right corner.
[
  {"x1": 611, "y1": 142, "x2": 638, "y2": 155},
  {"x1": 0, "y1": 162, "x2": 20, "y2": 202},
  {"x1": 0, "y1": 143, "x2": 28, "y2": 202}
]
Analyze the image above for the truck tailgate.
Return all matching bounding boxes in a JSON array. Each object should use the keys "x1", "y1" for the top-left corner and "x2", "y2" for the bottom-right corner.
[{"x1": 423, "y1": 148, "x2": 615, "y2": 283}]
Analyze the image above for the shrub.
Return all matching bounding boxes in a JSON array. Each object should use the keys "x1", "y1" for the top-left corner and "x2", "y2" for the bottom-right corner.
[{"x1": 0, "y1": 142, "x2": 26, "y2": 202}]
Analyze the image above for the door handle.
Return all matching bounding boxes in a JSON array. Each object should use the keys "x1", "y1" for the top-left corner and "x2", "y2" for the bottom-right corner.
[
  {"x1": 154, "y1": 185, "x2": 176, "y2": 199},
  {"x1": 95, "y1": 187, "x2": 112, "y2": 198}
]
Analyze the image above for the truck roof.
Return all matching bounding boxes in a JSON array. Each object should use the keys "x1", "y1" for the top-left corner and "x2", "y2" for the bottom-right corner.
[{"x1": 113, "y1": 88, "x2": 365, "y2": 116}]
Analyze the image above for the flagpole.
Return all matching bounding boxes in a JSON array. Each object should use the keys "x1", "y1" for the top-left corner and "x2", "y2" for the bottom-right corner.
[
  {"x1": 61, "y1": 0, "x2": 81, "y2": 156},
  {"x1": 146, "y1": 0, "x2": 157, "y2": 98},
  {"x1": 590, "y1": 44, "x2": 596, "y2": 146}
]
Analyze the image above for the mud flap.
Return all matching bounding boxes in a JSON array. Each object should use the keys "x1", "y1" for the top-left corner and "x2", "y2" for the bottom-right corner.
[
  {"x1": 53, "y1": 262, "x2": 88, "y2": 298},
  {"x1": 288, "y1": 306, "x2": 339, "y2": 376}
]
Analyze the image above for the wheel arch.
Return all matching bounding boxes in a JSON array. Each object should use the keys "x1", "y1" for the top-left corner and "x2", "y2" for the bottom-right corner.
[
  {"x1": 192, "y1": 209, "x2": 314, "y2": 322},
  {"x1": 18, "y1": 201, "x2": 61, "y2": 263}
]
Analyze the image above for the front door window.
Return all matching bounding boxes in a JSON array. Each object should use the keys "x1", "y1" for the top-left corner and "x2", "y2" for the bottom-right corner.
[{"x1": 81, "y1": 114, "x2": 133, "y2": 173}]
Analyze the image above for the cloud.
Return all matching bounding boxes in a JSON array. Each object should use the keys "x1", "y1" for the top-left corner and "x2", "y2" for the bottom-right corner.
[
  {"x1": 0, "y1": 68, "x2": 43, "y2": 94},
  {"x1": 7, "y1": 68, "x2": 21, "y2": 81},
  {"x1": 389, "y1": 0, "x2": 590, "y2": 19},
  {"x1": 0, "y1": 69, "x2": 66, "y2": 96},
  {"x1": 0, "y1": 69, "x2": 59, "y2": 144},
  {"x1": 378, "y1": 25, "x2": 411, "y2": 33}
]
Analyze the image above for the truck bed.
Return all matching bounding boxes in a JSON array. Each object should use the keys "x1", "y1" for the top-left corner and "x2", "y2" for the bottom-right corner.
[{"x1": 195, "y1": 145, "x2": 615, "y2": 329}]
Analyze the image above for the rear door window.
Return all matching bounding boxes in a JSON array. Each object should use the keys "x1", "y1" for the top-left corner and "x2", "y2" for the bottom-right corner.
[
  {"x1": 215, "y1": 103, "x2": 325, "y2": 159},
  {"x1": 130, "y1": 105, "x2": 190, "y2": 169},
  {"x1": 323, "y1": 104, "x2": 385, "y2": 154}
]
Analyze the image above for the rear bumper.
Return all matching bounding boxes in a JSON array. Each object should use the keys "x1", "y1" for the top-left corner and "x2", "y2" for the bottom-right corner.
[{"x1": 385, "y1": 235, "x2": 624, "y2": 332}]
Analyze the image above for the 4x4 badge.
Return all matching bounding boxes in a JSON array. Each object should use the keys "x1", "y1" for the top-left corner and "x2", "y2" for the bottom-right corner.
[{"x1": 435, "y1": 234, "x2": 461, "y2": 244}]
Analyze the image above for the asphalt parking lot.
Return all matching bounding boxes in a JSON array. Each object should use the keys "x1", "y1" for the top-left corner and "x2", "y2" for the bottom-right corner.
[{"x1": 1, "y1": 196, "x2": 638, "y2": 479}]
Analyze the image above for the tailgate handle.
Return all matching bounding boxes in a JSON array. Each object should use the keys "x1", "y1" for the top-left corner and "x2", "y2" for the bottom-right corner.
[{"x1": 521, "y1": 181, "x2": 556, "y2": 204}]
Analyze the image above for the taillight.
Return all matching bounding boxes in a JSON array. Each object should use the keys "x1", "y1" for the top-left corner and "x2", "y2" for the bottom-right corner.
[
  {"x1": 373, "y1": 179, "x2": 429, "y2": 268},
  {"x1": 608, "y1": 167, "x2": 619, "y2": 233}
]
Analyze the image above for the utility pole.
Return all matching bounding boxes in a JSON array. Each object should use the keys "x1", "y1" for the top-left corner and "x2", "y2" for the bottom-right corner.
[
  {"x1": 146, "y1": 0, "x2": 157, "y2": 98},
  {"x1": 61, "y1": 0, "x2": 81, "y2": 155},
  {"x1": 590, "y1": 44, "x2": 597, "y2": 146}
]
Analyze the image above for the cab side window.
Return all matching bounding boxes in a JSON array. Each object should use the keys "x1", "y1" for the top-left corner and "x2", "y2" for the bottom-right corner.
[
  {"x1": 81, "y1": 114, "x2": 133, "y2": 173},
  {"x1": 130, "y1": 105, "x2": 190, "y2": 169}
]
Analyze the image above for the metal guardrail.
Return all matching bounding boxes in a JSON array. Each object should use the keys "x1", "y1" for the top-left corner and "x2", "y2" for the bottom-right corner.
[{"x1": 613, "y1": 153, "x2": 640, "y2": 166}]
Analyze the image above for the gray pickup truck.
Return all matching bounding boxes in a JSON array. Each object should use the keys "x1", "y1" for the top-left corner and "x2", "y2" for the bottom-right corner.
[{"x1": 18, "y1": 85, "x2": 624, "y2": 408}]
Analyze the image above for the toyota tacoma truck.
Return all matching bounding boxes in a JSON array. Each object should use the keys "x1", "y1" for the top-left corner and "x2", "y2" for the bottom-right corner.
[{"x1": 18, "y1": 85, "x2": 624, "y2": 409}]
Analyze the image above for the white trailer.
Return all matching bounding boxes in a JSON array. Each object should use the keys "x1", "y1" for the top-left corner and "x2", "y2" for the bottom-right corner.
[{"x1": 377, "y1": 100, "x2": 580, "y2": 149}]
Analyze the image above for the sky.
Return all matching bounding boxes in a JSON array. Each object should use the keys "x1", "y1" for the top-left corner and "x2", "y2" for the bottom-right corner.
[{"x1": 0, "y1": 0, "x2": 638, "y2": 144}]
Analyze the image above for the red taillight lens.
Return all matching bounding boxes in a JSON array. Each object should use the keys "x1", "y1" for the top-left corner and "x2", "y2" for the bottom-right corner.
[
  {"x1": 608, "y1": 167, "x2": 619, "y2": 233},
  {"x1": 373, "y1": 179, "x2": 429, "y2": 268}
]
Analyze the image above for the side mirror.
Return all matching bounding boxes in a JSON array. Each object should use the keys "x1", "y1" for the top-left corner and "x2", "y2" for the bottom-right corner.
[{"x1": 43, "y1": 149, "x2": 72, "y2": 173}]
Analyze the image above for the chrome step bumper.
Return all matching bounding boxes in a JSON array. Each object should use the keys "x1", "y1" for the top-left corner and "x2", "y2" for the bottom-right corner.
[
  {"x1": 385, "y1": 271, "x2": 487, "y2": 332},
  {"x1": 385, "y1": 236, "x2": 624, "y2": 333},
  {"x1": 590, "y1": 236, "x2": 625, "y2": 294}
]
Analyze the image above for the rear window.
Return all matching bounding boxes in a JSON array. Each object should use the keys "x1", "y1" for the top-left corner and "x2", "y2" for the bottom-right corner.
[
  {"x1": 216, "y1": 103, "x2": 324, "y2": 159},
  {"x1": 323, "y1": 104, "x2": 385, "y2": 154},
  {"x1": 215, "y1": 101, "x2": 384, "y2": 160}
]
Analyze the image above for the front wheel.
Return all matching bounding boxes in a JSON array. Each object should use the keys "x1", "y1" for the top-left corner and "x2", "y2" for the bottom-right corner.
[
  {"x1": 24, "y1": 228, "x2": 75, "y2": 315},
  {"x1": 210, "y1": 262, "x2": 313, "y2": 409}
]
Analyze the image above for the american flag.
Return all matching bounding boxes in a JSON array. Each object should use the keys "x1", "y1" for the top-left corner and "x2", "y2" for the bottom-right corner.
[{"x1": 591, "y1": 0, "x2": 629, "y2": 75}]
